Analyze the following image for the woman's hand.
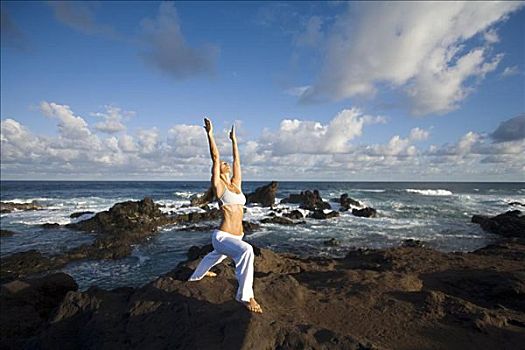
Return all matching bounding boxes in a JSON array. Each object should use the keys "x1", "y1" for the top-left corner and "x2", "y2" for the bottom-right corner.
[
  {"x1": 229, "y1": 124, "x2": 237, "y2": 142},
  {"x1": 204, "y1": 117, "x2": 213, "y2": 134}
]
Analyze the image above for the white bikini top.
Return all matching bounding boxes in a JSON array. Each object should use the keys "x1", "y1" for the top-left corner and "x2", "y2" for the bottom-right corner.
[{"x1": 218, "y1": 183, "x2": 246, "y2": 207}]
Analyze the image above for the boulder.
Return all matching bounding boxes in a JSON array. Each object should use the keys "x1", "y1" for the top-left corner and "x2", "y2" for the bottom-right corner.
[
  {"x1": 280, "y1": 190, "x2": 331, "y2": 211},
  {"x1": 339, "y1": 193, "x2": 362, "y2": 211},
  {"x1": 282, "y1": 210, "x2": 304, "y2": 220},
  {"x1": 308, "y1": 210, "x2": 340, "y2": 220},
  {"x1": 41, "y1": 223, "x2": 60, "y2": 229},
  {"x1": 0, "y1": 229, "x2": 17, "y2": 237},
  {"x1": 352, "y1": 207, "x2": 377, "y2": 218},
  {"x1": 190, "y1": 187, "x2": 215, "y2": 207},
  {"x1": 246, "y1": 181, "x2": 279, "y2": 207},
  {"x1": 471, "y1": 210, "x2": 525, "y2": 238},
  {"x1": 260, "y1": 216, "x2": 305, "y2": 225}
]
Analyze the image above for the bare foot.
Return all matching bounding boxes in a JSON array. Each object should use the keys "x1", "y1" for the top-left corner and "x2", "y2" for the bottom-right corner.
[
  {"x1": 241, "y1": 298, "x2": 263, "y2": 313},
  {"x1": 205, "y1": 271, "x2": 217, "y2": 277}
]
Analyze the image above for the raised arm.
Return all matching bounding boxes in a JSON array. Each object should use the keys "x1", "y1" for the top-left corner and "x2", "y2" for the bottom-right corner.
[
  {"x1": 230, "y1": 124, "x2": 242, "y2": 186},
  {"x1": 204, "y1": 118, "x2": 222, "y2": 195}
]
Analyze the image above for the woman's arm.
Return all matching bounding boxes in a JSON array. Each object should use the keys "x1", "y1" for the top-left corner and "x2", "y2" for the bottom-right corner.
[
  {"x1": 230, "y1": 124, "x2": 242, "y2": 186},
  {"x1": 204, "y1": 118, "x2": 221, "y2": 195}
]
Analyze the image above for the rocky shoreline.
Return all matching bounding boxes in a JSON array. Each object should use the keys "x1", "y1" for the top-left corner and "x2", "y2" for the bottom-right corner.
[{"x1": 1, "y1": 185, "x2": 524, "y2": 349}]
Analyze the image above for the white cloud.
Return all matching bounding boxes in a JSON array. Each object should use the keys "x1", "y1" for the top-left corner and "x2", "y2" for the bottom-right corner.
[
  {"x1": 140, "y1": 2, "x2": 219, "y2": 79},
  {"x1": 2, "y1": 105, "x2": 524, "y2": 181},
  {"x1": 92, "y1": 106, "x2": 134, "y2": 134},
  {"x1": 409, "y1": 127, "x2": 430, "y2": 141},
  {"x1": 501, "y1": 65, "x2": 520, "y2": 77},
  {"x1": 259, "y1": 107, "x2": 386, "y2": 155},
  {"x1": 299, "y1": 2, "x2": 524, "y2": 115}
]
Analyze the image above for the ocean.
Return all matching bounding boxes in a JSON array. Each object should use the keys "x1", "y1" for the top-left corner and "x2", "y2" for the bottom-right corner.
[{"x1": 1, "y1": 181, "x2": 523, "y2": 291}]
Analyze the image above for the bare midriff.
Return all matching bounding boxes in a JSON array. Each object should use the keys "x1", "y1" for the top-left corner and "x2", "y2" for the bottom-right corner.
[{"x1": 219, "y1": 204, "x2": 244, "y2": 236}]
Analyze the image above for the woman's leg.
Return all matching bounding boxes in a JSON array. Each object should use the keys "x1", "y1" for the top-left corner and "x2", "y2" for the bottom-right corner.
[
  {"x1": 187, "y1": 250, "x2": 228, "y2": 281},
  {"x1": 213, "y1": 234, "x2": 255, "y2": 302}
]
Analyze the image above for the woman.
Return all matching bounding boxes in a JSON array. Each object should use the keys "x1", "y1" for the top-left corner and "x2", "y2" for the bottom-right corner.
[{"x1": 187, "y1": 117, "x2": 263, "y2": 314}]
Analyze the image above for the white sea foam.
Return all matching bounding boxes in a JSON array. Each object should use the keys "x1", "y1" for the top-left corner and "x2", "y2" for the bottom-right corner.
[
  {"x1": 354, "y1": 189, "x2": 386, "y2": 193},
  {"x1": 406, "y1": 189, "x2": 453, "y2": 196},
  {"x1": 1, "y1": 197, "x2": 55, "y2": 204}
]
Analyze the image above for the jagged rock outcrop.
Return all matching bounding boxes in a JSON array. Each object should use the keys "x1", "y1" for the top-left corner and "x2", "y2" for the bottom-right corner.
[
  {"x1": 280, "y1": 190, "x2": 331, "y2": 211},
  {"x1": 338, "y1": 193, "x2": 362, "y2": 211},
  {"x1": 246, "y1": 181, "x2": 279, "y2": 207},
  {"x1": 471, "y1": 210, "x2": 525, "y2": 238},
  {"x1": 3, "y1": 229, "x2": 525, "y2": 350}
]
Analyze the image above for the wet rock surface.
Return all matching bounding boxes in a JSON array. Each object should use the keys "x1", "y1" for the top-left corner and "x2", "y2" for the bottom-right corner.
[
  {"x1": 2, "y1": 229, "x2": 525, "y2": 350},
  {"x1": 352, "y1": 207, "x2": 378, "y2": 218},
  {"x1": 0, "y1": 201, "x2": 44, "y2": 213},
  {"x1": 0, "y1": 229, "x2": 18, "y2": 237},
  {"x1": 471, "y1": 210, "x2": 525, "y2": 238},
  {"x1": 338, "y1": 193, "x2": 363, "y2": 211}
]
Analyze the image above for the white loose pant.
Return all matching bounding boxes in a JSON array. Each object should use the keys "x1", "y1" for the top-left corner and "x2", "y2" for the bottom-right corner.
[{"x1": 187, "y1": 229, "x2": 255, "y2": 302}]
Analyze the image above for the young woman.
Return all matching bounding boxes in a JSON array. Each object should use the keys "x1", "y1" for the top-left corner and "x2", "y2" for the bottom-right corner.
[{"x1": 187, "y1": 117, "x2": 263, "y2": 314}]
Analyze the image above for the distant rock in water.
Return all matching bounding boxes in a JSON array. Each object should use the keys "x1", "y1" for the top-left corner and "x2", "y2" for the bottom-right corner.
[
  {"x1": 352, "y1": 207, "x2": 377, "y2": 218},
  {"x1": 308, "y1": 210, "x2": 340, "y2": 220},
  {"x1": 0, "y1": 229, "x2": 17, "y2": 237},
  {"x1": 41, "y1": 223, "x2": 60, "y2": 229},
  {"x1": 66, "y1": 197, "x2": 172, "y2": 235},
  {"x1": 282, "y1": 209, "x2": 304, "y2": 220},
  {"x1": 190, "y1": 187, "x2": 215, "y2": 207},
  {"x1": 242, "y1": 220, "x2": 260, "y2": 234},
  {"x1": 246, "y1": 181, "x2": 279, "y2": 207},
  {"x1": 70, "y1": 211, "x2": 95, "y2": 218},
  {"x1": 280, "y1": 190, "x2": 331, "y2": 211},
  {"x1": 260, "y1": 216, "x2": 304, "y2": 225},
  {"x1": 338, "y1": 193, "x2": 362, "y2": 211},
  {"x1": 0, "y1": 201, "x2": 43, "y2": 213},
  {"x1": 471, "y1": 210, "x2": 525, "y2": 238},
  {"x1": 323, "y1": 238, "x2": 341, "y2": 246},
  {"x1": 509, "y1": 201, "x2": 525, "y2": 207}
]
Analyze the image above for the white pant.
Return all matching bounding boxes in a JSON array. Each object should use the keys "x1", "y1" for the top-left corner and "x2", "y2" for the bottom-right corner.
[{"x1": 187, "y1": 229, "x2": 255, "y2": 302}]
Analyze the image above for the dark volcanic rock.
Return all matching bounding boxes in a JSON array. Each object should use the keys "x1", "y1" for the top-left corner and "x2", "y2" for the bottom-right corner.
[
  {"x1": 260, "y1": 216, "x2": 305, "y2": 225},
  {"x1": 0, "y1": 250, "x2": 72, "y2": 283},
  {"x1": 4, "y1": 235, "x2": 525, "y2": 350},
  {"x1": 0, "y1": 272, "x2": 77, "y2": 348},
  {"x1": 280, "y1": 190, "x2": 331, "y2": 211},
  {"x1": 339, "y1": 193, "x2": 362, "y2": 211},
  {"x1": 472, "y1": 210, "x2": 525, "y2": 238},
  {"x1": 242, "y1": 221, "x2": 260, "y2": 234},
  {"x1": 402, "y1": 239, "x2": 425, "y2": 248},
  {"x1": 190, "y1": 187, "x2": 215, "y2": 207},
  {"x1": 66, "y1": 197, "x2": 172, "y2": 235},
  {"x1": 0, "y1": 229, "x2": 17, "y2": 237},
  {"x1": 509, "y1": 202, "x2": 525, "y2": 207},
  {"x1": 323, "y1": 238, "x2": 341, "y2": 246},
  {"x1": 282, "y1": 210, "x2": 304, "y2": 220},
  {"x1": 246, "y1": 181, "x2": 279, "y2": 207},
  {"x1": 1, "y1": 201, "x2": 43, "y2": 213},
  {"x1": 70, "y1": 211, "x2": 95, "y2": 218},
  {"x1": 41, "y1": 223, "x2": 60, "y2": 229},
  {"x1": 352, "y1": 207, "x2": 377, "y2": 218},
  {"x1": 308, "y1": 210, "x2": 340, "y2": 220}
]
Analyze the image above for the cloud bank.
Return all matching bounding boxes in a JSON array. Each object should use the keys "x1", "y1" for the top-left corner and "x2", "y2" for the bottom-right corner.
[
  {"x1": 2, "y1": 103, "x2": 524, "y2": 181},
  {"x1": 299, "y1": 2, "x2": 524, "y2": 116}
]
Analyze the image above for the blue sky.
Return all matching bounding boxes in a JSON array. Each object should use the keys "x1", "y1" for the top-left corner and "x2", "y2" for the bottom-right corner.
[{"x1": 1, "y1": 1, "x2": 524, "y2": 181}]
